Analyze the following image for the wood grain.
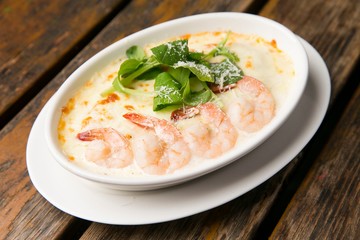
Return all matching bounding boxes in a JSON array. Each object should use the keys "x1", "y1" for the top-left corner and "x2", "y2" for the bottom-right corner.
[
  {"x1": 0, "y1": 0, "x2": 127, "y2": 239},
  {"x1": 270, "y1": 82, "x2": 360, "y2": 239},
  {"x1": 0, "y1": 0, "x2": 127, "y2": 127},
  {"x1": 0, "y1": 0, "x2": 359, "y2": 239},
  {"x1": 0, "y1": 90, "x2": 76, "y2": 240},
  {"x1": 4, "y1": 194, "x2": 76, "y2": 239},
  {"x1": 79, "y1": 162, "x2": 299, "y2": 239}
]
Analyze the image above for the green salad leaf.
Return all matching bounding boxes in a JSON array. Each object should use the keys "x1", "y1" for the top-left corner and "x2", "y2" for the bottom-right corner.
[
  {"x1": 182, "y1": 78, "x2": 213, "y2": 106},
  {"x1": 118, "y1": 55, "x2": 160, "y2": 87},
  {"x1": 211, "y1": 58, "x2": 244, "y2": 87},
  {"x1": 112, "y1": 76, "x2": 154, "y2": 97},
  {"x1": 151, "y1": 40, "x2": 189, "y2": 65},
  {"x1": 126, "y1": 45, "x2": 146, "y2": 60},
  {"x1": 173, "y1": 61, "x2": 213, "y2": 83},
  {"x1": 167, "y1": 67, "x2": 191, "y2": 86},
  {"x1": 204, "y1": 31, "x2": 240, "y2": 63},
  {"x1": 118, "y1": 59, "x2": 143, "y2": 77},
  {"x1": 106, "y1": 32, "x2": 243, "y2": 111},
  {"x1": 153, "y1": 72, "x2": 183, "y2": 111}
]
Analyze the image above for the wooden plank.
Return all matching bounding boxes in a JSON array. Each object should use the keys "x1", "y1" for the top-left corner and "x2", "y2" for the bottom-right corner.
[
  {"x1": 0, "y1": 0, "x2": 127, "y2": 127},
  {"x1": 0, "y1": 72, "x2": 80, "y2": 240},
  {"x1": 270, "y1": 83, "x2": 360, "y2": 239},
  {"x1": 1, "y1": 0, "x2": 358, "y2": 239},
  {"x1": 79, "y1": 164, "x2": 298, "y2": 240},
  {"x1": 0, "y1": 1, "x2": 128, "y2": 239},
  {"x1": 78, "y1": 174, "x2": 292, "y2": 239}
]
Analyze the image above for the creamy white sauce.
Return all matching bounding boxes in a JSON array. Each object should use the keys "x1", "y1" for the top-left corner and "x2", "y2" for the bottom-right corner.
[{"x1": 58, "y1": 32, "x2": 295, "y2": 177}]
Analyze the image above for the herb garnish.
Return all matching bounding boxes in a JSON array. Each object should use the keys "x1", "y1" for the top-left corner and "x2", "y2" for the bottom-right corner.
[{"x1": 105, "y1": 32, "x2": 244, "y2": 111}]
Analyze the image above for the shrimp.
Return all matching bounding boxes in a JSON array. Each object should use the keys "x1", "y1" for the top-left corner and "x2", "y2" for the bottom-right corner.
[
  {"x1": 123, "y1": 113, "x2": 191, "y2": 175},
  {"x1": 172, "y1": 102, "x2": 238, "y2": 158},
  {"x1": 77, "y1": 128, "x2": 133, "y2": 168},
  {"x1": 225, "y1": 76, "x2": 275, "y2": 132}
]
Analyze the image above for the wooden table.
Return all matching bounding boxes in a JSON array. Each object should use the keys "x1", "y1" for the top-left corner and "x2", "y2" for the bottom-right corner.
[{"x1": 1, "y1": 0, "x2": 359, "y2": 239}]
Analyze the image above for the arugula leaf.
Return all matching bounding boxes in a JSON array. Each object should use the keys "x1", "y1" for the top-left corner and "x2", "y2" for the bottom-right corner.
[
  {"x1": 110, "y1": 33, "x2": 243, "y2": 112},
  {"x1": 189, "y1": 52, "x2": 208, "y2": 65},
  {"x1": 173, "y1": 61, "x2": 213, "y2": 82},
  {"x1": 153, "y1": 72, "x2": 183, "y2": 111},
  {"x1": 182, "y1": 78, "x2": 212, "y2": 106},
  {"x1": 211, "y1": 58, "x2": 244, "y2": 87},
  {"x1": 213, "y1": 46, "x2": 240, "y2": 63},
  {"x1": 167, "y1": 67, "x2": 190, "y2": 87},
  {"x1": 112, "y1": 76, "x2": 154, "y2": 97},
  {"x1": 126, "y1": 46, "x2": 146, "y2": 60},
  {"x1": 136, "y1": 67, "x2": 163, "y2": 80},
  {"x1": 151, "y1": 40, "x2": 189, "y2": 65},
  {"x1": 119, "y1": 55, "x2": 160, "y2": 86},
  {"x1": 152, "y1": 40, "x2": 214, "y2": 82},
  {"x1": 205, "y1": 32, "x2": 239, "y2": 63},
  {"x1": 118, "y1": 59, "x2": 143, "y2": 77},
  {"x1": 185, "y1": 90, "x2": 212, "y2": 106}
]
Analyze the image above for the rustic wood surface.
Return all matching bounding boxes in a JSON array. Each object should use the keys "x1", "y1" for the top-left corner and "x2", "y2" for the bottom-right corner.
[
  {"x1": 0, "y1": 0, "x2": 127, "y2": 128},
  {"x1": 271, "y1": 76, "x2": 360, "y2": 240},
  {"x1": 0, "y1": 0, "x2": 358, "y2": 239}
]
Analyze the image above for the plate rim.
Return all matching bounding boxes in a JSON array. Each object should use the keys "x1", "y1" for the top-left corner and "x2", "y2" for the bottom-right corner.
[
  {"x1": 44, "y1": 12, "x2": 309, "y2": 189},
  {"x1": 26, "y1": 37, "x2": 330, "y2": 225}
]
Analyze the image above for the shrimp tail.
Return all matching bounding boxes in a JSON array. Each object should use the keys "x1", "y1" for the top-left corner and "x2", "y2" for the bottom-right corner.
[
  {"x1": 208, "y1": 82, "x2": 237, "y2": 93},
  {"x1": 76, "y1": 127, "x2": 133, "y2": 168},
  {"x1": 123, "y1": 112, "x2": 191, "y2": 175},
  {"x1": 77, "y1": 129, "x2": 105, "y2": 141},
  {"x1": 171, "y1": 107, "x2": 200, "y2": 122},
  {"x1": 123, "y1": 113, "x2": 155, "y2": 128}
]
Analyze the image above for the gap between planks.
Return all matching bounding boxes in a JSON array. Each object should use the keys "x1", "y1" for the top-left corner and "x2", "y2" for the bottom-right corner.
[
  {"x1": 254, "y1": 58, "x2": 360, "y2": 239},
  {"x1": 0, "y1": 0, "x2": 131, "y2": 131}
]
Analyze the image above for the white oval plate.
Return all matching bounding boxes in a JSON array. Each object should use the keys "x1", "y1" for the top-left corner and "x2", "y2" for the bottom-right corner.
[
  {"x1": 27, "y1": 38, "x2": 330, "y2": 224},
  {"x1": 44, "y1": 13, "x2": 308, "y2": 190}
]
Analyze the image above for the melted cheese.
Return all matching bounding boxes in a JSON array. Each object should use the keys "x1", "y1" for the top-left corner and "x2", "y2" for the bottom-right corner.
[{"x1": 58, "y1": 32, "x2": 295, "y2": 177}]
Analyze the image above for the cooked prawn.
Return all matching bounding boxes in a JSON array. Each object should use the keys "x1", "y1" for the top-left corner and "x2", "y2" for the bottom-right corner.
[
  {"x1": 173, "y1": 102, "x2": 238, "y2": 158},
  {"x1": 77, "y1": 128, "x2": 133, "y2": 168},
  {"x1": 225, "y1": 76, "x2": 275, "y2": 132},
  {"x1": 123, "y1": 113, "x2": 191, "y2": 175}
]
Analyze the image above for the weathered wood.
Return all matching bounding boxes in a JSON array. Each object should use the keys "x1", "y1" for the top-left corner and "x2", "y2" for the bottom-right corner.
[
  {"x1": 0, "y1": 0, "x2": 359, "y2": 239},
  {"x1": 270, "y1": 82, "x2": 360, "y2": 239},
  {"x1": 4, "y1": 194, "x2": 76, "y2": 239},
  {"x1": 0, "y1": 87, "x2": 78, "y2": 240},
  {"x1": 79, "y1": 164, "x2": 297, "y2": 240},
  {"x1": 0, "y1": 1, "x2": 128, "y2": 239},
  {"x1": 0, "y1": 0, "x2": 127, "y2": 127}
]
